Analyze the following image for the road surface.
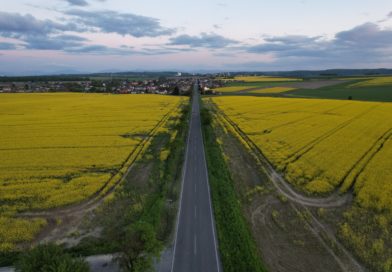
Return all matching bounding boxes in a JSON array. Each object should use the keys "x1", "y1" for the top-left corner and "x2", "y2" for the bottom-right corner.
[{"x1": 171, "y1": 82, "x2": 221, "y2": 272}]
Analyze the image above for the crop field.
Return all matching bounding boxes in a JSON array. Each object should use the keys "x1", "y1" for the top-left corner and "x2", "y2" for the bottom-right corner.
[
  {"x1": 349, "y1": 76, "x2": 392, "y2": 87},
  {"x1": 249, "y1": 87, "x2": 296, "y2": 94},
  {"x1": 287, "y1": 78, "x2": 392, "y2": 102},
  {"x1": 213, "y1": 86, "x2": 258, "y2": 93},
  {"x1": 0, "y1": 93, "x2": 186, "y2": 251},
  {"x1": 233, "y1": 76, "x2": 302, "y2": 82},
  {"x1": 211, "y1": 96, "x2": 392, "y2": 199},
  {"x1": 210, "y1": 96, "x2": 392, "y2": 271}
]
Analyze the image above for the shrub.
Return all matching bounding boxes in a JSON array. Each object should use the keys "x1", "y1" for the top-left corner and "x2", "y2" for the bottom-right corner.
[{"x1": 15, "y1": 244, "x2": 89, "y2": 272}]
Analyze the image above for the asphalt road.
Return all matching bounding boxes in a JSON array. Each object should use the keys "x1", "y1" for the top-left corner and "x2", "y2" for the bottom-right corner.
[{"x1": 171, "y1": 82, "x2": 221, "y2": 272}]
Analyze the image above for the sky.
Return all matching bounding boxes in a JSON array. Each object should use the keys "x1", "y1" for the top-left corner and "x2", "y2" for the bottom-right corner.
[{"x1": 0, "y1": 0, "x2": 392, "y2": 75}]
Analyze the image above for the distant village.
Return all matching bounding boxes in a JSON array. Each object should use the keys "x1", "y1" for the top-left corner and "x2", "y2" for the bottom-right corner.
[{"x1": 0, "y1": 76, "x2": 224, "y2": 96}]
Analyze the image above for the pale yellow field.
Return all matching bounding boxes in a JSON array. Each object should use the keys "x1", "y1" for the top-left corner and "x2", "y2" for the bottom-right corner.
[
  {"x1": 214, "y1": 86, "x2": 257, "y2": 93},
  {"x1": 234, "y1": 76, "x2": 301, "y2": 82},
  {"x1": 211, "y1": 96, "x2": 392, "y2": 210},
  {"x1": 349, "y1": 76, "x2": 392, "y2": 87},
  {"x1": 0, "y1": 93, "x2": 186, "y2": 250},
  {"x1": 210, "y1": 96, "x2": 392, "y2": 271},
  {"x1": 249, "y1": 87, "x2": 296, "y2": 94}
]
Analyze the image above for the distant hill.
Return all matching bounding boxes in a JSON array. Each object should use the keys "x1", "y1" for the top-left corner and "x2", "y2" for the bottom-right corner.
[
  {"x1": 228, "y1": 69, "x2": 392, "y2": 78},
  {"x1": 2, "y1": 69, "x2": 392, "y2": 82}
]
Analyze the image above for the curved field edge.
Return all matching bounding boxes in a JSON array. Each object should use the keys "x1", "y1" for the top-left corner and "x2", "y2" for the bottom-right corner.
[
  {"x1": 0, "y1": 94, "x2": 187, "y2": 254},
  {"x1": 209, "y1": 97, "x2": 392, "y2": 203},
  {"x1": 203, "y1": 102, "x2": 366, "y2": 272},
  {"x1": 206, "y1": 98, "x2": 392, "y2": 272},
  {"x1": 0, "y1": 100, "x2": 191, "y2": 268},
  {"x1": 200, "y1": 106, "x2": 267, "y2": 272},
  {"x1": 208, "y1": 100, "x2": 351, "y2": 207},
  {"x1": 19, "y1": 100, "x2": 185, "y2": 218}
]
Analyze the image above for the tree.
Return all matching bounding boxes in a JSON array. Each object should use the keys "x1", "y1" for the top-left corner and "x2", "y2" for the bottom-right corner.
[
  {"x1": 15, "y1": 244, "x2": 89, "y2": 272},
  {"x1": 158, "y1": 76, "x2": 166, "y2": 83},
  {"x1": 116, "y1": 221, "x2": 162, "y2": 272},
  {"x1": 172, "y1": 86, "x2": 180, "y2": 95}
]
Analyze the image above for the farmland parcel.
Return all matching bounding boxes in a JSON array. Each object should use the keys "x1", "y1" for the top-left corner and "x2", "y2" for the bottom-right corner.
[
  {"x1": 0, "y1": 93, "x2": 186, "y2": 251},
  {"x1": 210, "y1": 96, "x2": 392, "y2": 271}
]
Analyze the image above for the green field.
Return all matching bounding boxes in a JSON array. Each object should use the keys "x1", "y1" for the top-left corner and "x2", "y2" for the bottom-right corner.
[
  {"x1": 288, "y1": 80, "x2": 392, "y2": 102},
  {"x1": 215, "y1": 76, "x2": 392, "y2": 102}
]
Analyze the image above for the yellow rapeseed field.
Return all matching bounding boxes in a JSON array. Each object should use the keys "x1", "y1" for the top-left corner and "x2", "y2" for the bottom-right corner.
[
  {"x1": 210, "y1": 96, "x2": 392, "y2": 271},
  {"x1": 211, "y1": 96, "x2": 392, "y2": 208},
  {"x1": 349, "y1": 76, "x2": 392, "y2": 87},
  {"x1": 249, "y1": 87, "x2": 296, "y2": 94},
  {"x1": 0, "y1": 93, "x2": 186, "y2": 250},
  {"x1": 213, "y1": 86, "x2": 257, "y2": 93},
  {"x1": 234, "y1": 76, "x2": 302, "y2": 82}
]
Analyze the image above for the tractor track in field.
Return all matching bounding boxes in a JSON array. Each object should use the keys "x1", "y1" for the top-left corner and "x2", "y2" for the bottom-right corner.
[
  {"x1": 339, "y1": 127, "x2": 392, "y2": 191},
  {"x1": 284, "y1": 104, "x2": 379, "y2": 166},
  {"x1": 209, "y1": 101, "x2": 366, "y2": 272},
  {"x1": 262, "y1": 102, "x2": 353, "y2": 132},
  {"x1": 17, "y1": 102, "x2": 183, "y2": 220},
  {"x1": 212, "y1": 103, "x2": 352, "y2": 208}
]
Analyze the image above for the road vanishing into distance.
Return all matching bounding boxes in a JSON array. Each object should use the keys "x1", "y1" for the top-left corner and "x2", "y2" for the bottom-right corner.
[{"x1": 171, "y1": 82, "x2": 221, "y2": 272}]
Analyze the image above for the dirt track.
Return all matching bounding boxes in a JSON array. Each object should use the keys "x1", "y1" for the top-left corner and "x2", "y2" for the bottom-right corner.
[
  {"x1": 237, "y1": 80, "x2": 347, "y2": 94},
  {"x1": 215, "y1": 105, "x2": 353, "y2": 208},
  {"x1": 15, "y1": 103, "x2": 182, "y2": 247},
  {"x1": 210, "y1": 101, "x2": 366, "y2": 272}
]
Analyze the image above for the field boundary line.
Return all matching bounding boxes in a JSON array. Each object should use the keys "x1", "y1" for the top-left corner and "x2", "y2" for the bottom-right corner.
[
  {"x1": 199, "y1": 98, "x2": 222, "y2": 272},
  {"x1": 285, "y1": 105, "x2": 379, "y2": 165},
  {"x1": 340, "y1": 128, "x2": 392, "y2": 192},
  {"x1": 209, "y1": 101, "x2": 351, "y2": 208},
  {"x1": 18, "y1": 101, "x2": 185, "y2": 218},
  {"x1": 209, "y1": 100, "x2": 365, "y2": 272}
]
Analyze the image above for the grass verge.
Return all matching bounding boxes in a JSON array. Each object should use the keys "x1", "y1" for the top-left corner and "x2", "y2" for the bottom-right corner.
[
  {"x1": 200, "y1": 105, "x2": 267, "y2": 272},
  {"x1": 0, "y1": 101, "x2": 190, "y2": 270}
]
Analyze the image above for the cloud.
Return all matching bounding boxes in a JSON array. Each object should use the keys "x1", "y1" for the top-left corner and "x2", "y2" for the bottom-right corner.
[
  {"x1": 0, "y1": 11, "x2": 82, "y2": 37},
  {"x1": 63, "y1": 0, "x2": 107, "y2": 7},
  {"x1": 335, "y1": 23, "x2": 392, "y2": 48},
  {"x1": 24, "y1": 34, "x2": 89, "y2": 50},
  {"x1": 65, "y1": 9, "x2": 175, "y2": 37},
  {"x1": 64, "y1": 0, "x2": 88, "y2": 6},
  {"x1": 0, "y1": 10, "x2": 174, "y2": 39},
  {"x1": 244, "y1": 22, "x2": 392, "y2": 64},
  {"x1": 63, "y1": 44, "x2": 189, "y2": 56},
  {"x1": 0, "y1": 42, "x2": 17, "y2": 50},
  {"x1": 0, "y1": 10, "x2": 178, "y2": 55},
  {"x1": 65, "y1": 44, "x2": 131, "y2": 54},
  {"x1": 168, "y1": 33, "x2": 238, "y2": 48}
]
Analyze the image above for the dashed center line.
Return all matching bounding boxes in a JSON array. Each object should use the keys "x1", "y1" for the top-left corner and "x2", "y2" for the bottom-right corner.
[
  {"x1": 194, "y1": 234, "x2": 197, "y2": 256},
  {"x1": 194, "y1": 205, "x2": 197, "y2": 219}
]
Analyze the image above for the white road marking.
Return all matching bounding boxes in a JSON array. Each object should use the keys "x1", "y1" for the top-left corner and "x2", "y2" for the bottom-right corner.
[
  {"x1": 171, "y1": 82, "x2": 221, "y2": 272},
  {"x1": 171, "y1": 93, "x2": 193, "y2": 272},
  {"x1": 194, "y1": 234, "x2": 197, "y2": 256}
]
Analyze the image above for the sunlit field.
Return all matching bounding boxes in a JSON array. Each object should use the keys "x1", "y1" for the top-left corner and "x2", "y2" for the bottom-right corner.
[
  {"x1": 210, "y1": 96, "x2": 392, "y2": 270},
  {"x1": 213, "y1": 86, "x2": 257, "y2": 93},
  {"x1": 249, "y1": 87, "x2": 296, "y2": 94},
  {"x1": 234, "y1": 76, "x2": 302, "y2": 82},
  {"x1": 0, "y1": 93, "x2": 186, "y2": 250},
  {"x1": 349, "y1": 76, "x2": 392, "y2": 87}
]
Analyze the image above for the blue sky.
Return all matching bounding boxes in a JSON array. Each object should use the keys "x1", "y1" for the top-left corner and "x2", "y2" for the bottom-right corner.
[{"x1": 0, "y1": 0, "x2": 392, "y2": 75}]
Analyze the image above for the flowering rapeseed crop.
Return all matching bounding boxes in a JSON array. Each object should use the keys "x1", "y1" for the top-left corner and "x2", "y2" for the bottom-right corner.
[{"x1": 0, "y1": 93, "x2": 186, "y2": 250}]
